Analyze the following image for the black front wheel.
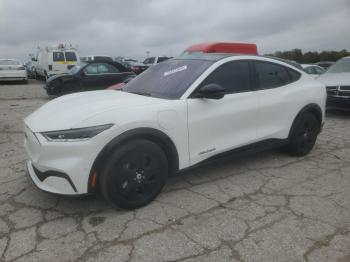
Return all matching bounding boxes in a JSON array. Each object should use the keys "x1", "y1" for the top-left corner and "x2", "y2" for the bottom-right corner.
[
  {"x1": 287, "y1": 112, "x2": 320, "y2": 156},
  {"x1": 100, "y1": 139, "x2": 168, "y2": 209}
]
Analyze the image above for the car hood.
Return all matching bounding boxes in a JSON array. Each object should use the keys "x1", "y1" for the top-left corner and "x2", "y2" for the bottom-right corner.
[
  {"x1": 25, "y1": 90, "x2": 165, "y2": 132},
  {"x1": 47, "y1": 73, "x2": 72, "y2": 82},
  {"x1": 317, "y1": 72, "x2": 350, "y2": 86}
]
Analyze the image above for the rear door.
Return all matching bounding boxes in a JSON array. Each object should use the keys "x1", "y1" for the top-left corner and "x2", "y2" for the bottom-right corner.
[
  {"x1": 252, "y1": 60, "x2": 302, "y2": 140},
  {"x1": 51, "y1": 51, "x2": 67, "y2": 74},
  {"x1": 187, "y1": 60, "x2": 259, "y2": 165}
]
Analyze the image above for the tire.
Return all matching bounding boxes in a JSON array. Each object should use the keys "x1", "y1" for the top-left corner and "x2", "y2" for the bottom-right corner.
[
  {"x1": 99, "y1": 139, "x2": 168, "y2": 209},
  {"x1": 22, "y1": 79, "x2": 28, "y2": 84},
  {"x1": 287, "y1": 112, "x2": 320, "y2": 156}
]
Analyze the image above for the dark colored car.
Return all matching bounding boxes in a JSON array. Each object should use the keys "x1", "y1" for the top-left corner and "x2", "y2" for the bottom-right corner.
[{"x1": 45, "y1": 61, "x2": 135, "y2": 96}]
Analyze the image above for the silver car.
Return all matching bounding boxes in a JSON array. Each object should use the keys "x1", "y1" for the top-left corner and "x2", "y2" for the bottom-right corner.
[{"x1": 0, "y1": 59, "x2": 28, "y2": 83}]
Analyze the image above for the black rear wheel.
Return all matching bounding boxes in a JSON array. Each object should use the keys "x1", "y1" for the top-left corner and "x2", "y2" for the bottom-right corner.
[
  {"x1": 100, "y1": 139, "x2": 168, "y2": 209},
  {"x1": 287, "y1": 112, "x2": 320, "y2": 156}
]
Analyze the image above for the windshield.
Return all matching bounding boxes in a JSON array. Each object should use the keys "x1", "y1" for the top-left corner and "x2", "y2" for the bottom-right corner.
[
  {"x1": 0, "y1": 59, "x2": 21, "y2": 65},
  {"x1": 326, "y1": 57, "x2": 350, "y2": 73},
  {"x1": 68, "y1": 63, "x2": 85, "y2": 74},
  {"x1": 123, "y1": 59, "x2": 214, "y2": 99}
]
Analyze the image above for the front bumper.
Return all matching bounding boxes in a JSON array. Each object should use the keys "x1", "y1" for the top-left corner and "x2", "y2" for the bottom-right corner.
[
  {"x1": 327, "y1": 96, "x2": 350, "y2": 110},
  {"x1": 24, "y1": 125, "x2": 115, "y2": 195},
  {"x1": 26, "y1": 160, "x2": 79, "y2": 195}
]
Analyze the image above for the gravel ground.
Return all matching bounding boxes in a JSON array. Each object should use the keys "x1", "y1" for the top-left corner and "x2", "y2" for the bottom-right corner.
[{"x1": 1, "y1": 79, "x2": 350, "y2": 262}]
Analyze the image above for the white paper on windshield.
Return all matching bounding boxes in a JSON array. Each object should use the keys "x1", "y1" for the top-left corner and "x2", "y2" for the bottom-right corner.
[{"x1": 164, "y1": 65, "x2": 187, "y2": 76}]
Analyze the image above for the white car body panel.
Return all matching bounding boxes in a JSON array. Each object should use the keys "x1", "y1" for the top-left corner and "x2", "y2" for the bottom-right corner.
[{"x1": 24, "y1": 55, "x2": 326, "y2": 195}]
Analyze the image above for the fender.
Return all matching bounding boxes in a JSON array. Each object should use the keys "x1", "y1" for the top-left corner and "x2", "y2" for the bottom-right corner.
[
  {"x1": 288, "y1": 103, "x2": 323, "y2": 138},
  {"x1": 88, "y1": 127, "x2": 179, "y2": 193}
]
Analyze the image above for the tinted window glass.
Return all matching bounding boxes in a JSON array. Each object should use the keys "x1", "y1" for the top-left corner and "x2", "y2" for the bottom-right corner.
[
  {"x1": 97, "y1": 63, "x2": 119, "y2": 73},
  {"x1": 287, "y1": 68, "x2": 301, "y2": 82},
  {"x1": 65, "y1": 52, "x2": 77, "y2": 61},
  {"x1": 53, "y1": 52, "x2": 64, "y2": 62},
  {"x1": 255, "y1": 61, "x2": 291, "y2": 89},
  {"x1": 124, "y1": 59, "x2": 214, "y2": 99},
  {"x1": 0, "y1": 59, "x2": 21, "y2": 65},
  {"x1": 143, "y1": 57, "x2": 155, "y2": 64},
  {"x1": 200, "y1": 61, "x2": 251, "y2": 93},
  {"x1": 84, "y1": 64, "x2": 98, "y2": 74}
]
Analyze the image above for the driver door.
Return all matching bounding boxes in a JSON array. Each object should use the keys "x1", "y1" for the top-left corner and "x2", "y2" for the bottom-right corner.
[{"x1": 186, "y1": 60, "x2": 259, "y2": 165}]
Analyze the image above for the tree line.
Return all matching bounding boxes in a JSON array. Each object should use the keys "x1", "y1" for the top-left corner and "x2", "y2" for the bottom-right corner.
[{"x1": 265, "y1": 49, "x2": 350, "y2": 64}]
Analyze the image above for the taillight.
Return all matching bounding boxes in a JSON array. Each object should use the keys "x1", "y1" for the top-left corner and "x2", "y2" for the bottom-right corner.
[
  {"x1": 17, "y1": 66, "x2": 25, "y2": 70},
  {"x1": 48, "y1": 65, "x2": 52, "y2": 71}
]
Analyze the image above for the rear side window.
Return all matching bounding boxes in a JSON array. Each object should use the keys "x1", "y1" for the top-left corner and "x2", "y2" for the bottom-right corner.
[
  {"x1": 254, "y1": 61, "x2": 299, "y2": 89},
  {"x1": 199, "y1": 61, "x2": 251, "y2": 94},
  {"x1": 65, "y1": 52, "x2": 77, "y2": 61},
  {"x1": 97, "y1": 63, "x2": 119, "y2": 73},
  {"x1": 53, "y1": 52, "x2": 64, "y2": 62}
]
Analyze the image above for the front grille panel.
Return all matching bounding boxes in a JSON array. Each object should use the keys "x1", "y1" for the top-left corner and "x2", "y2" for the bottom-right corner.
[{"x1": 326, "y1": 86, "x2": 350, "y2": 97}]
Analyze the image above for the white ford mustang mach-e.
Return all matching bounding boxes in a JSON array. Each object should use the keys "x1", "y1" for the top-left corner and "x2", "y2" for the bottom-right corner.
[{"x1": 24, "y1": 51, "x2": 326, "y2": 209}]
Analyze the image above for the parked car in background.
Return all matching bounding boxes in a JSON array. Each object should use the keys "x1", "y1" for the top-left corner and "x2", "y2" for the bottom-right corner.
[
  {"x1": 301, "y1": 64, "x2": 325, "y2": 78},
  {"x1": 143, "y1": 56, "x2": 170, "y2": 66},
  {"x1": 81, "y1": 55, "x2": 113, "y2": 63},
  {"x1": 24, "y1": 61, "x2": 37, "y2": 79},
  {"x1": 34, "y1": 45, "x2": 80, "y2": 80},
  {"x1": 318, "y1": 57, "x2": 350, "y2": 110},
  {"x1": 124, "y1": 59, "x2": 148, "y2": 74},
  {"x1": 0, "y1": 59, "x2": 28, "y2": 83},
  {"x1": 25, "y1": 46, "x2": 325, "y2": 209},
  {"x1": 316, "y1": 61, "x2": 334, "y2": 69},
  {"x1": 44, "y1": 61, "x2": 135, "y2": 96}
]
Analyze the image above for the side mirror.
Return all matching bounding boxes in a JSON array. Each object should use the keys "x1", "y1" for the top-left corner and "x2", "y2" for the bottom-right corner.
[{"x1": 196, "y1": 83, "x2": 226, "y2": 99}]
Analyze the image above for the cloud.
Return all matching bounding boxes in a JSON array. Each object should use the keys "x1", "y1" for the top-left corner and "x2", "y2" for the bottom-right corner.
[{"x1": 0, "y1": 0, "x2": 349, "y2": 62}]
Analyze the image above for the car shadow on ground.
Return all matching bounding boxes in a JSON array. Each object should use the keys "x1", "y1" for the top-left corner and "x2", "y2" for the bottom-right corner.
[
  {"x1": 326, "y1": 109, "x2": 350, "y2": 118},
  {"x1": 33, "y1": 146, "x2": 288, "y2": 214}
]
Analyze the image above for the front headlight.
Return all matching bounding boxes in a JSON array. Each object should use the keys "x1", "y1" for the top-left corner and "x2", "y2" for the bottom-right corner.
[{"x1": 41, "y1": 124, "x2": 113, "y2": 142}]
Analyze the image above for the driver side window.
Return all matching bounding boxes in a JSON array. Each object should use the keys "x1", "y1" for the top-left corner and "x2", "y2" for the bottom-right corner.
[{"x1": 199, "y1": 61, "x2": 251, "y2": 94}]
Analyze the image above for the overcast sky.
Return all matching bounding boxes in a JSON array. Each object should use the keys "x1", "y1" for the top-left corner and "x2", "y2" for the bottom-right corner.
[{"x1": 0, "y1": 0, "x2": 349, "y2": 62}]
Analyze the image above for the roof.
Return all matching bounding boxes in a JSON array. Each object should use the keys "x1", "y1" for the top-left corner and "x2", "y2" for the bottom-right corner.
[{"x1": 185, "y1": 42, "x2": 258, "y2": 55}]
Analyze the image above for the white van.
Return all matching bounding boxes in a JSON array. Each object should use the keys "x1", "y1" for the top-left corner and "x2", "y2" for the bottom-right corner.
[{"x1": 34, "y1": 45, "x2": 80, "y2": 79}]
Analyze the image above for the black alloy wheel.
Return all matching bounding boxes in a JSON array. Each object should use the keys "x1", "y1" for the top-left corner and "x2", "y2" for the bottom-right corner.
[
  {"x1": 288, "y1": 112, "x2": 320, "y2": 156},
  {"x1": 100, "y1": 139, "x2": 168, "y2": 209}
]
